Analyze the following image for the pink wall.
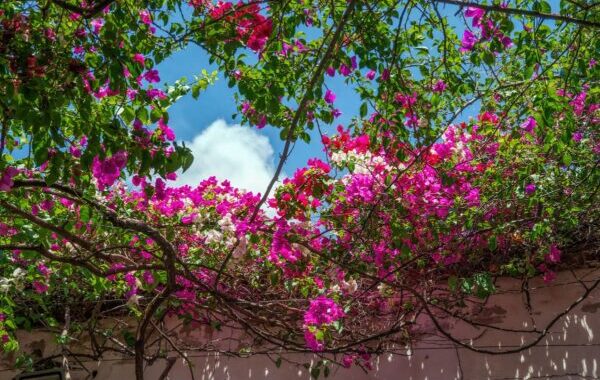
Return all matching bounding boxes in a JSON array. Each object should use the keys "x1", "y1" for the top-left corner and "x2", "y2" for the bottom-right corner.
[{"x1": 2, "y1": 268, "x2": 599, "y2": 380}]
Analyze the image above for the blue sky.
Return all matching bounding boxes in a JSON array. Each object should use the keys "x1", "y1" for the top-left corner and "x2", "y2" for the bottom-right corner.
[{"x1": 157, "y1": 42, "x2": 364, "y2": 193}]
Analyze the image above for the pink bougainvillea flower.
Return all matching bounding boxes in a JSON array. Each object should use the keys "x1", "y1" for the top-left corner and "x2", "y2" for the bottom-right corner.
[
  {"x1": 90, "y1": 18, "x2": 104, "y2": 34},
  {"x1": 181, "y1": 213, "x2": 197, "y2": 225},
  {"x1": 139, "y1": 9, "x2": 152, "y2": 25},
  {"x1": 547, "y1": 244, "x2": 561, "y2": 263},
  {"x1": 433, "y1": 79, "x2": 447, "y2": 93},
  {"x1": 147, "y1": 88, "x2": 167, "y2": 100},
  {"x1": 0, "y1": 167, "x2": 19, "y2": 192},
  {"x1": 143, "y1": 69, "x2": 160, "y2": 83},
  {"x1": 500, "y1": 35, "x2": 513, "y2": 48},
  {"x1": 539, "y1": 264, "x2": 557, "y2": 283},
  {"x1": 44, "y1": 28, "x2": 57, "y2": 41},
  {"x1": 304, "y1": 296, "x2": 344, "y2": 326},
  {"x1": 572, "y1": 131, "x2": 583, "y2": 142},
  {"x1": 67, "y1": 142, "x2": 81, "y2": 163},
  {"x1": 133, "y1": 53, "x2": 145, "y2": 66},
  {"x1": 339, "y1": 63, "x2": 352, "y2": 76},
  {"x1": 280, "y1": 42, "x2": 292, "y2": 56},
  {"x1": 91, "y1": 151, "x2": 128, "y2": 190},
  {"x1": 256, "y1": 114, "x2": 267, "y2": 129},
  {"x1": 157, "y1": 118, "x2": 176, "y2": 141},
  {"x1": 525, "y1": 183, "x2": 536, "y2": 195},
  {"x1": 32, "y1": 281, "x2": 48, "y2": 294},
  {"x1": 460, "y1": 30, "x2": 477, "y2": 52},
  {"x1": 208, "y1": 1, "x2": 233, "y2": 18},
  {"x1": 304, "y1": 330, "x2": 324, "y2": 351},
  {"x1": 465, "y1": 188, "x2": 481, "y2": 207},
  {"x1": 366, "y1": 70, "x2": 376, "y2": 80},
  {"x1": 381, "y1": 68, "x2": 390, "y2": 81},
  {"x1": 521, "y1": 116, "x2": 537, "y2": 133},
  {"x1": 342, "y1": 354, "x2": 355, "y2": 368},
  {"x1": 245, "y1": 16, "x2": 272, "y2": 52},
  {"x1": 324, "y1": 89, "x2": 336, "y2": 104},
  {"x1": 465, "y1": 7, "x2": 485, "y2": 27}
]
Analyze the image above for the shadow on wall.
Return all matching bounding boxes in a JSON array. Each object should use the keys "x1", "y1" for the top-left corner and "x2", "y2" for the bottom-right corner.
[{"x1": 2, "y1": 268, "x2": 599, "y2": 380}]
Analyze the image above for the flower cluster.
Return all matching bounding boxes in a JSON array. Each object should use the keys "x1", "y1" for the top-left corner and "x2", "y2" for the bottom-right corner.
[
  {"x1": 303, "y1": 296, "x2": 344, "y2": 351},
  {"x1": 91, "y1": 151, "x2": 128, "y2": 190},
  {"x1": 460, "y1": 6, "x2": 512, "y2": 52}
]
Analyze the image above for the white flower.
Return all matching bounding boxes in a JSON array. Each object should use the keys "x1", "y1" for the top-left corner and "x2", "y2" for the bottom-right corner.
[
  {"x1": 218, "y1": 213, "x2": 235, "y2": 233},
  {"x1": 340, "y1": 279, "x2": 358, "y2": 293},
  {"x1": 205, "y1": 229, "x2": 223, "y2": 244}
]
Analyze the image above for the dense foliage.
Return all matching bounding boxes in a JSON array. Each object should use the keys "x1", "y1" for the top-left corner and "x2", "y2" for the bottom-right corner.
[{"x1": 0, "y1": 0, "x2": 598, "y2": 378}]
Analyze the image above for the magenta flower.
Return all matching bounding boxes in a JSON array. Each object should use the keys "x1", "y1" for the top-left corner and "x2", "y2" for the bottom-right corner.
[
  {"x1": 342, "y1": 354, "x2": 355, "y2": 368},
  {"x1": 256, "y1": 114, "x2": 267, "y2": 129},
  {"x1": 500, "y1": 35, "x2": 513, "y2": 48},
  {"x1": 91, "y1": 151, "x2": 128, "y2": 190},
  {"x1": 280, "y1": 42, "x2": 292, "y2": 56},
  {"x1": 303, "y1": 296, "x2": 344, "y2": 326},
  {"x1": 37, "y1": 263, "x2": 50, "y2": 277},
  {"x1": 181, "y1": 213, "x2": 197, "y2": 225},
  {"x1": 324, "y1": 89, "x2": 336, "y2": 104},
  {"x1": 142, "y1": 271, "x2": 154, "y2": 285},
  {"x1": 465, "y1": 7, "x2": 485, "y2": 27},
  {"x1": 32, "y1": 281, "x2": 48, "y2": 294},
  {"x1": 521, "y1": 116, "x2": 536, "y2": 133},
  {"x1": 546, "y1": 245, "x2": 561, "y2": 263},
  {"x1": 44, "y1": 28, "x2": 57, "y2": 41},
  {"x1": 524, "y1": 183, "x2": 536, "y2": 195},
  {"x1": 90, "y1": 18, "x2": 104, "y2": 34},
  {"x1": 304, "y1": 330, "x2": 324, "y2": 351},
  {"x1": 0, "y1": 167, "x2": 19, "y2": 192},
  {"x1": 133, "y1": 53, "x2": 145, "y2": 66},
  {"x1": 539, "y1": 264, "x2": 556, "y2": 283},
  {"x1": 127, "y1": 88, "x2": 138, "y2": 100},
  {"x1": 572, "y1": 131, "x2": 583, "y2": 142},
  {"x1": 69, "y1": 145, "x2": 82, "y2": 158},
  {"x1": 432, "y1": 80, "x2": 447, "y2": 93},
  {"x1": 381, "y1": 68, "x2": 390, "y2": 81},
  {"x1": 464, "y1": 188, "x2": 480, "y2": 207},
  {"x1": 366, "y1": 70, "x2": 376, "y2": 80},
  {"x1": 143, "y1": 69, "x2": 160, "y2": 83},
  {"x1": 158, "y1": 118, "x2": 175, "y2": 141},
  {"x1": 147, "y1": 88, "x2": 167, "y2": 100},
  {"x1": 339, "y1": 63, "x2": 352, "y2": 76},
  {"x1": 139, "y1": 9, "x2": 152, "y2": 25},
  {"x1": 460, "y1": 30, "x2": 477, "y2": 52}
]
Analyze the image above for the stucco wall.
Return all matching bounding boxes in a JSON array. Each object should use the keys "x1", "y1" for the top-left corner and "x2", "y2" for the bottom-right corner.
[{"x1": 2, "y1": 268, "x2": 599, "y2": 380}]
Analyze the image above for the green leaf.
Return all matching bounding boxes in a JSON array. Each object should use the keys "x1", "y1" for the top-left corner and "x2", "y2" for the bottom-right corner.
[{"x1": 360, "y1": 102, "x2": 368, "y2": 118}]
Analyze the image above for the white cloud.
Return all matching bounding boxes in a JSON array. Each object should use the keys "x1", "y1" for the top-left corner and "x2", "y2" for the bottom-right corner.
[{"x1": 176, "y1": 119, "x2": 277, "y2": 195}]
